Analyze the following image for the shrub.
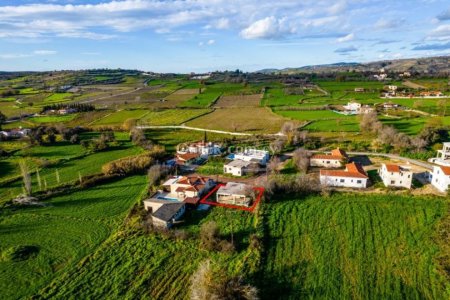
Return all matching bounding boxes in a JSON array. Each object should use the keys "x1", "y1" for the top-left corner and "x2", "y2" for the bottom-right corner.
[{"x1": 1, "y1": 245, "x2": 39, "y2": 262}]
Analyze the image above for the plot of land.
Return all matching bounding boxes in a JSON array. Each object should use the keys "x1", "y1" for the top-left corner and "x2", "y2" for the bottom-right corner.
[
  {"x1": 262, "y1": 193, "x2": 448, "y2": 299},
  {"x1": 92, "y1": 109, "x2": 149, "y2": 126},
  {"x1": 304, "y1": 117, "x2": 360, "y2": 132},
  {"x1": 139, "y1": 108, "x2": 211, "y2": 126},
  {"x1": 275, "y1": 109, "x2": 352, "y2": 121},
  {"x1": 187, "y1": 107, "x2": 290, "y2": 133},
  {"x1": 0, "y1": 176, "x2": 148, "y2": 300},
  {"x1": 213, "y1": 94, "x2": 262, "y2": 108},
  {"x1": 403, "y1": 80, "x2": 426, "y2": 89}
]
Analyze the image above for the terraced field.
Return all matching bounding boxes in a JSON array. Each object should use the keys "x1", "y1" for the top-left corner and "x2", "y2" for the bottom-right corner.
[{"x1": 92, "y1": 109, "x2": 150, "y2": 126}]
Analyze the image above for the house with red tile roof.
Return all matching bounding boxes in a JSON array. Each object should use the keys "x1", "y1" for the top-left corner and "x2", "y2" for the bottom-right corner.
[
  {"x1": 431, "y1": 165, "x2": 450, "y2": 193},
  {"x1": 163, "y1": 175, "x2": 215, "y2": 203},
  {"x1": 310, "y1": 148, "x2": 348, "y2": 168},
  {"x1": 379, "y1": 163, "x2": 413, "y2": 189},
  {"x1": 175, "y1": 152, "x2": 202, "y2": 166},
  {"x1": 320, "y1": 162, "x2": 368, "y2": 188}
]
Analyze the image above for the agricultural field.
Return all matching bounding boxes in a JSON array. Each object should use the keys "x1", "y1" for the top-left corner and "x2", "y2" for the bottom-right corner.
[
  {"x1": 214, "y1": 94, "x2": 262, "y2": 108},
  {"x1": 275, "y1": 109, "x2": 353, "y2": 121},
  {"x1": 139, "y1": 109, "x2": 211, "y2": 126},
  {"x1": 43, "y1": 93, "x2": 74, "y2": 103},
  {"x1": 29, "y1": 114, "x2": 77, "y2": 124},
  {"x1": 0, "y1": 133, "x2": 143, "y2": 203},
  {"x1": 263, "y1": 86, "x2": 327, "y2": 107},
  {"x1": 0, "y1": 175, "x2": 148, "y2": 300},
  {"x1": 379, "y1": 116, "x2": 428, "y2": 135},
  {"x1": 304, "y1": 117, "x2": 360, "y2": 132},
  {"x1": 186, "y1": 107, "x2": 289, "y2": 134},
  {"x1": 37, "y1": 206, "x2": 259, "y2": 299},
  {"x1": 261, "y1": 193, "x2": 449, "y2": 299},
  {"x1": 92, "y1": 109, "x2": 150, "y2": 126}
]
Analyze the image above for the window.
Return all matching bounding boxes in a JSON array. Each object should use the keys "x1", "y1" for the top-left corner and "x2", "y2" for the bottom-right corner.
[
  {"x1": 327, "y1": 161, "x2": 330, "y2": 164},
  {"x1": 357, "y1": 180, "x2": 362, "y2": 184},
  {"x1": 408, "y1": 175, "x2": 410, "y2": 178},
  {"x1": 340, "y1": 179, "x2": 345, "y2": 183},
  {"x1": 391, "y1": 180, "x2": 395, "y2": 184}
]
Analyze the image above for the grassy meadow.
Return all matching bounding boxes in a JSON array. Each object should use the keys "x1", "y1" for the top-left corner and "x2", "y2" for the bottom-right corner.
[{"x1": 0, "y1": 175, "x2": 148, "y2": 300}]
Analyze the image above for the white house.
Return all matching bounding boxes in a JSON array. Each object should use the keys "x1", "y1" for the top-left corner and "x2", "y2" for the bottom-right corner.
[
  {"x1": 234, "y1": 149, "x2": 269, "y2": 165},
  {"x1": 428, "y1": 142, "x2": 450, "y2": 167},
  {"x1": 310, "y1": 148, "x2": 348, "y2": 168},
  {"x1": 216, "y1": 182, "x2": 253, "y2": 207},
  {"x1": 143, "y1": 199, "x2": 186, "y2": 228},
  {"x1": 224, "y1": 160, "x2": 252, "y2": 176},
  {"x1": 320, "y1": 162, "x2": 369, "y2": 188},
  {"x1": 162, "y1": 176, "x2": 215, "y2": 201},
  {"x1": 431, "y1": 165, "x2": 450, "y2": 193},
  {"x1": 379, "y1": 163, "x2": 413, "y2": 189},
  {"x1": 177, "y1": 141, "x2": 221, "y2": 158},
  {"x1": 343, "y1": 101, "x2": 362, "y2": 113}
]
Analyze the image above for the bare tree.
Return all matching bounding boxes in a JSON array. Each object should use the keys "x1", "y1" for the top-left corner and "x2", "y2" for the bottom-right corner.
[
  {"x1": 148, "y1": 164, "x2": 165, "y2": 186},
  {"x1": 292, "y1": 148, "x2": 311, "y2": 173},
  {"x1": 270, "y1": 138, "x2": 285, "y2": 155},
  {"x1": 359, "y1": 111, "x2": 380, "y2": 133},
  {"x1": 190, "y1": 260, "x2": 259, "y2": 300},
  {"x1": 19, "y1": 160, "x2": 32, "y2": 196},
  {"x1": 267, "y1": 157, "x2": 281, "y2": 174}
]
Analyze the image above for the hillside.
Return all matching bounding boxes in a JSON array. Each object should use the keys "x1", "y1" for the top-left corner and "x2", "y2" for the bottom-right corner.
[{"x1": 257, "y1": 56, "x2": 450, "y2": 75}]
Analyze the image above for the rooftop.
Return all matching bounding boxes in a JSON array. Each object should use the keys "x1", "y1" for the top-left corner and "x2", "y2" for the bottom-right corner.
[
  {"x1": 226, "y1": 159, "x2": 252, "y2": 168},
  {"x1": 152, "y1": 202, "x2": 185, "y2": 222},
  {"x1": 217, "y1": 182, "x2": 249, "y2": 196},
  {"x1": 320, "y1": 162, "x2": 368, "y2": 179}
]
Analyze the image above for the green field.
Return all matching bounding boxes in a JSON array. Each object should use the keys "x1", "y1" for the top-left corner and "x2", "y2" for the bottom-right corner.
[
  {"x1": 92, "y1": 109, "x2": 150, "y2": 126},
  {"x1": 261, "y1": 193, "x2": 449, "y2": 299},
  {"x1": 43, "y1": 93, "x2": 74, "y2": 103},
  {"x1": 0, "y1": 175, "x2": 148, "y2": 300},
  {"x1": 275, "y1": 109, "x2": 354, "y2": 121},
  {"x1": 139, "y1": 109, "x2": 212, "y2": 125},
  {"x1": 379, "y1": 116, "x2": 428, "y2": 135},
  {"x1": 304, "y1": 117, "x2": 360, "y2": 132},
  {"x1": 29, "y1": 114, "x2": 77, "y2": 123},
  {"x1": 0, "y1": 133, "x2": 143, "y2": 203},
  {"x1": 37, "y1": 206, "x2": 259, "y2": 299}
]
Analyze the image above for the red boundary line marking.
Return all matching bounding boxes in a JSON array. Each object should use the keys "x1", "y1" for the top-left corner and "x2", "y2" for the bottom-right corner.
[{"x1": 199, "y1": 183, "x2": 264, "y2": 212}]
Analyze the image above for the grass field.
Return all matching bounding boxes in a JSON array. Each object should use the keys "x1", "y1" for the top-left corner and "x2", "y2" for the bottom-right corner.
[
  {"x1": 261, "y1": 193, "x2": 449, "y2": 299},
  {"x1": 379, "y1": 116, "x2": 427, "y2": 135},
  {"x1": 187, "y1": 107, "x2": 289, "y2": 133},
  {"x1": 29, "y1": 114, "x2": 77, "y2": 123},
  {"x1": 304, "y1": 117, "x2": 360, "y2": 132},
  {"x1": 38, "y1": 206, "x2": 259, "y2": 299},
  {"x1": 275, "y1": 109, "x2": 354, "y2": 121},
  {"x1": 92, "y1": 109, "x2": 149, "y2": 126},
  {"x1": 139, "y1": 109, "x2": 211, "y2": 125},
  {"x1": 43, "y1": 93, "x2": 74, "y2": 103},
  {"x1": 0, "y1": 133, "x2": 143, "y2": 203},
  {"x1": 0, "y1": 175, "x2": 148, "y2": 300}
]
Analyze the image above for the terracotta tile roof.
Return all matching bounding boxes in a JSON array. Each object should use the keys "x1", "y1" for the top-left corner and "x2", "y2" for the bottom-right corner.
[
  {"x1": 175, "y1": 187, "x2": 186, "y2": 193},
  {"x1": 331, "y1": 148, "x2": 348, "y2": 158},
  {"x1": 385, "y1": 164, "x2": 401, "y2": 173},
  {"x1": 183, "y1": 197, "x2": 200, "y2": 205},
  {"x1": 320, "y1": 162, "x2": 368, "y2": 179},
  {"x1": 312, "y1": 148, "x2": 348, "y2": 161},
  {"x1": 176, "y1": 153, "x2": 200, "y2": 161},
  {"x1": 439, "y1": 166, "x2": 450, "y2": 176}
]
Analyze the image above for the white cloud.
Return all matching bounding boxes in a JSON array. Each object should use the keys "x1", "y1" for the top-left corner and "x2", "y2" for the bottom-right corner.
[
  {"x1": 428, "y1": 24, "x2": 450, "y2": 41},
  {"x1": 337, "y1": 33, "x2": 354, "y2": 43},
  {"x1": 33, "y1": 50, "x2": 57, "y2": 55},
  {"x1": 240, "y1": 16, "x2": 287, "y2": 39},
  {"x1": 207, "y1": 39, "x2": 215, "y2": 45}
]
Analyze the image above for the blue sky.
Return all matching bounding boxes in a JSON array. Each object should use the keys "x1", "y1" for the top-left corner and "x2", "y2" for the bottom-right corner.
[{"x1": 0, "y1": 0, "x2": 449, "y2": 72}]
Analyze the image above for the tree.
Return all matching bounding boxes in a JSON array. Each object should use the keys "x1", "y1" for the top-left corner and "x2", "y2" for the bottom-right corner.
[
  {"x1": 200, "y1": 221, "x2": 220, "y2": 251},
  {"x1": 190, "y1": 260, "x2": 259, "y2": 300},
  {"x1": 0, "y1": 111, "x2": 6, "y2": 130},
  {"x1": 292, "y1": 148, "x2": 311, "y2": 173},
  {"x1": 270, "y1": 138, "x2": 285, "y2": 155},
  {"x1": 148, "y1": 164, "x2": 164, "y2": 187},
  {"x1": 267, "y1": 157, "x2": 281, "y2": 174}
]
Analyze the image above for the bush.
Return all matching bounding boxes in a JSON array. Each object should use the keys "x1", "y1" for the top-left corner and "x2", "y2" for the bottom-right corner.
[
  {"x1": 102, "y1": 147, "x2": 165, "y2": 176},
  {"x1": 1, "y1": 245, "x2": 39, "y2": 262}
]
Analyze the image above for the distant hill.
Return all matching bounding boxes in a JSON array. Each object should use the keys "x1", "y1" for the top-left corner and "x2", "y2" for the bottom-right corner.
[{"x1": 256, "y1": 56, "x2": 450, "y2": 74}]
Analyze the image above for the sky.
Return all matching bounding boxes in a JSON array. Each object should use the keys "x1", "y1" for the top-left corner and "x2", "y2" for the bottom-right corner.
[{"x1": 0, "y1": 0, "x2": 449, "y2": 72}]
